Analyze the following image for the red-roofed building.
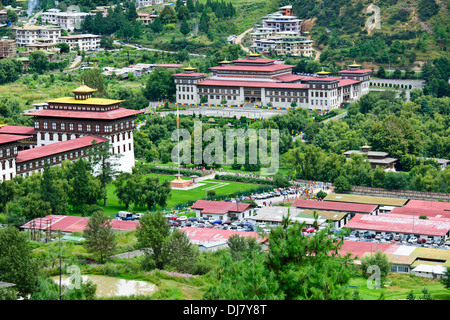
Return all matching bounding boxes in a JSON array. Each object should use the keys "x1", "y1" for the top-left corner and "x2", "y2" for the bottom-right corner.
[
  {"x1": 291, "y1": 199, "x2": 378, "y2": 216},
  {"x1": 180, "y1": 227, "x2": 266, "y2": 252},
  {"x1": 20, "y1": 215, "x2": 140, "y2": 234},
  {"x1": 404, "y1": 200, "x2": 450, "y2": 212},
  {"x1": 344, "y1": 214, "x2": 450, "y2": 240},
  {"x1": 173, "y1": 53, "x2": 371, "y2": 109},
  {"x1": 0, "y1": 134, "x2": 31, "y2": 182},
  {"x1": 191, "y1": 200, "x2": 254, "y2": 221},
  {"x1": 390, "y1": 206, "x2": 450, "y2": 219},
  {"x1": 24, "y1": 83, "x2": 144, "y2": 173},
  {"x1": 15, "y1": 135, "x2": 108, "y2": 177}
]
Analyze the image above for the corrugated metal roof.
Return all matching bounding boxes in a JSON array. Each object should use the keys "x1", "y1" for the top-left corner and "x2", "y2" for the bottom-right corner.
[{"x1": 324, "y1": 194, "x2": 408, "y2": 207}]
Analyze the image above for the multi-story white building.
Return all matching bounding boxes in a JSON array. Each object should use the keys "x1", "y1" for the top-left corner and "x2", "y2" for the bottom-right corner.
[
  {"x1": 25, "y1": 84, "x2": 143, "y2": 173},
  {"x1": 250, "y1": 6, "x2": 316, "y2": 57},
  {"x1": 261, "y1": 10, "x2": 302, "y2": 34},
  {"x1": 58, "y1": 34, "x2": 101, "y2": 51},
  {"x1": 135, "y1": 0, "x2": 166, "y2": 9},
  {"x1": 41, "y1": 9, "x2": 90, "y2": 31},
  {"x1": 173, "y1": 54, "x2": 371, "y2": 110},
  {"x1": 13, "y1": 26, "x2": 61, "y2": 46},
  {"x1": 0, "y1": 135, "x2": 23, "y2": 182}
]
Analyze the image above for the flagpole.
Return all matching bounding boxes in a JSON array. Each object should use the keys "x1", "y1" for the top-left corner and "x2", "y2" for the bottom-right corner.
[{"x1": 177, "y1": 107, "x2": 180, "y2": 181}]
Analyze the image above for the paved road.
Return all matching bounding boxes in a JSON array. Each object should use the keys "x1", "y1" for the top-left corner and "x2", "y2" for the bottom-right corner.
[
  {"x1": 158, "y1": 105, "x2": 287, "y2": 119},
  {"x1": 67, "y1": 55, "x2": 82, "y2": 70},
  {"x1": 234, "y1": 28, "x2": 253, "y2": 53}
]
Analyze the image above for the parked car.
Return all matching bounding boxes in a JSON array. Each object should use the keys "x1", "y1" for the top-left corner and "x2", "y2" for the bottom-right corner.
[
  {"x1": 426, "y1": 238, "x2": 434, "y2": 245},
  {"x1": 178, "y1": 216, "x2": 187, "y2": 221},
  {"x1": 393, "y1": 234, "x2": 401, "y2": 241},
  {"x1": 375, "y1": 234, "x2": 382, "y2": 240},
  {"x1": 417, "y1": 238, "x2": 427, "y2": 244},
  {"x1": 408, "y1": 236, "x2": 417, "y2": 244},
  {"x1": 384, "y1": 234, "x2": 393, "y2": 241},
  {"x1": 116, "y1": 211, "x2": 133, "y2": 220},
  {"x1": 132, "y1": 213, "x2": 144, "y2": 220}
]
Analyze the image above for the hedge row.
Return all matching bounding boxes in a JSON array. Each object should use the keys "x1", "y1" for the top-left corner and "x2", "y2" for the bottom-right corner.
[{"x1": 137, "y1": 166, "x2": 202, "y2": 177}]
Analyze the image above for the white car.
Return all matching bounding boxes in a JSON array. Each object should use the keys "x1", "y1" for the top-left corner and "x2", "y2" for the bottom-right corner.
[
  {"x1": 178, "y1": 216, "x2": 188, "y2": 221},
  {"x1": 408, "y1": 236, "x2": 418, "y2": 244}
]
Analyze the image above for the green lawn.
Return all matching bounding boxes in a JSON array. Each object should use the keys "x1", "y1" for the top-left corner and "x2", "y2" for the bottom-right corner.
[
  {"x1": 101, "y1": 173, "x2": 265, "y2": 217},
  {"x1": 349, "y1": 274, "x2": 450, "y2": 300}
]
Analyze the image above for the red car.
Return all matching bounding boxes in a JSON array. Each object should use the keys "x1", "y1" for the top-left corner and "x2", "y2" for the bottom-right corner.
[{"x1": 417, "y1": 238, "x2": 427, "y2": 244}]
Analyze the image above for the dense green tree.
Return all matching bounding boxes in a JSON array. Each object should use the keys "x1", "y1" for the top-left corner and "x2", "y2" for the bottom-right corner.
[
  {"x1": 136, "y1": 211, "x2": 170, "y2": 269},
  {"x1": 143, "y1": 67, "x2": 176, "y2": 101},
  {"x1": 265, "y1": 214, "x2": 356, "y2": 299},
  {"x1": 83, "y1": 210, "x2": 117, "y2": 264},
  {"x1": 88, "y1": 140, "x2": 121, "y2": 206},
  {"x1": 29, "y1": 51, "x2": 50, "y2": 74},
  {"x1": 180, "y1": 19, "x2": 190, "y2": 36},
  {"x1": 81, "y1": 68, "x2": 106, "y2": 97},
  {"x1": 0, "y1": 227, "x2": 39, "y2": 297},
  {"x1": 162, "y1": 228, "x2": 199, "y2": 273}
]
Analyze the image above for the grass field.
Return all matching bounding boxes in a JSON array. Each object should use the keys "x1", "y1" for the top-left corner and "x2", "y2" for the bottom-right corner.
[
  {"x1": 349, "y1": 274, "x2": 450, "y2": 300},
  {"x1": 101, "y1": 173, "x2": 265, "y2": 217}
]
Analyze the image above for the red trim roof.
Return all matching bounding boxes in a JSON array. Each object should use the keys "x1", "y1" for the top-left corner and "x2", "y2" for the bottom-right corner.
[
  {"x1": 197, "y1": 79, "x2": 307, "y2": 89},
  {"x1": 25, "y1": 107, "x2": 143, "y2": 120},
  {"x1": 338, "y1": 69, "x2": 372, "y2": 74},
  {"x1": 405, "y1": 200, "x2": 450, "y2": 211},
  {"x1": 172, "y1": 72, "x2": 207, "y2": 77},
  {"x1": 274, "y1": 74, "x2": 304, "y2": 82},
  {"x1": 16, "y1": 135, "x2": 108, "y2": 163},
  {"x1": 344, "y1": 213, "x2": 450, "y2": 236},
  {"x1": 0, "y1": 134, "x2": 32, "y2": 145},
  {"x1": 291, "y1": 199, "x2": 377, "y2": 213},
  {"x1": 338, "y1": 79, "x2": 360, "y2": 87},
  {"x1": 191, "y1": 200, "x2": 251, "y2": 214},
  {"x1": 0, "y1": 125, "x2": 36, "y2": 135},
  {"x1": 298, "y1": 76, "x2": 341, "y2": 82},
  {"x1": 211, "y1": 64, "x2": 294, "y2": 72},
  {"x1": 390, "y1": 207, "x2": 450, "y2": 219},
  {"x1": 232, "y1": 58, "x2": 276, "y2": 64},
  {"x1": 338, "y1": 240, "x2": 399, "y2": 259},
  {"x1": 21, "y1": 214, "x2": 140, "y2": 233}
]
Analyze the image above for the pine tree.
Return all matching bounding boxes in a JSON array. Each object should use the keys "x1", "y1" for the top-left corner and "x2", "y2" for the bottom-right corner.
[
  {"x1": 83, "y1": 210, "x2": 117, "y2": 264},
  {"x1": 180, "y1": 19, "x2": 190, "y2": 36}
]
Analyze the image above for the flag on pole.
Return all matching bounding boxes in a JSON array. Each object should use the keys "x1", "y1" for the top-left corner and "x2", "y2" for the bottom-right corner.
[{"x1": 176, "y1": 107, "x2": 179, "y2": 129}]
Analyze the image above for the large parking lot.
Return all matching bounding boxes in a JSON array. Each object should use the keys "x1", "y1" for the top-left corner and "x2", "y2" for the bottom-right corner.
[{"x1": 345, "y1": 230, "x2": 450, "y2": 250}]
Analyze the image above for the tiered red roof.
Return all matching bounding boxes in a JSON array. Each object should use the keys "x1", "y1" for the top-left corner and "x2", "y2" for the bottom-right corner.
[
  {"x1": 25, "y1": 108, "x2": 143, "y2": 120},
  {"x1": 338, "y1": 69, "x2": 372, "y2": 74},
  {"x1": 197, "y1": 79, "x2": 307, "y2": 89},
  {"x1": 211, "y1": 64, "x2": 294, "y2": 72}
]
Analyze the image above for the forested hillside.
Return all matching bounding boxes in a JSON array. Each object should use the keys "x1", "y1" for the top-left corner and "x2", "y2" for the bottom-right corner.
[{"x1": 282, "y1": 0, "x2": 449, "y2": 70}]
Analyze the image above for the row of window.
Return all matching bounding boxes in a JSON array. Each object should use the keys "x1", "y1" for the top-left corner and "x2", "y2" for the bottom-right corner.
[
  {"x1": 35, "y1": 120, "x2": 134, "y2": 132},
  {"x1": 48, "y1": 104, "x2": 117, "y2": 111},
  {"x1": 0, "y1": 146, "x2": 18, "y2": 159},
  {"x1": 17, "y1": 149, "x2": 87, "y2": 173}
]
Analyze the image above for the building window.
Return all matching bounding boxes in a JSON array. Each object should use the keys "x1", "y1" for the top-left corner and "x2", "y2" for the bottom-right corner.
[
  {"x1": 69, "y1": 123, "x2": 74, "y2": 131},
  {"x1": 43, "y1": 122, "x2": 48, "y2": 129}
]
